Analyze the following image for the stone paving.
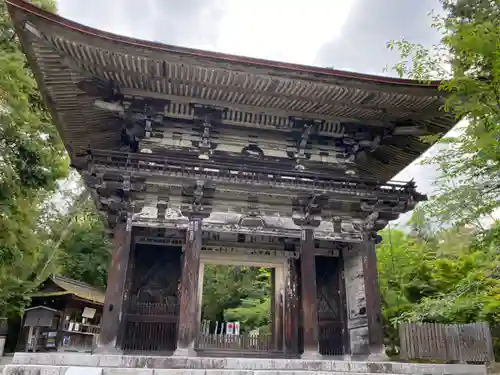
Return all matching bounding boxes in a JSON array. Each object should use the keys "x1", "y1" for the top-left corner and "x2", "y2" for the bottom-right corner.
[{"x1": 1, "y1": 353, "x2": 489, "y2": 375}]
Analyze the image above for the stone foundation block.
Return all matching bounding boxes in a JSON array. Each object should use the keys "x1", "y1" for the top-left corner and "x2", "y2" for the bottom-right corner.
[{"x1": 4, "y1": 353, "x2": 488, "y2": 375}]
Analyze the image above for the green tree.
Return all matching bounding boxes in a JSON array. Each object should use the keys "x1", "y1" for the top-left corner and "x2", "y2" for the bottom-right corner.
[
  {"x1": 383, "y1": 0, "x2": 500, "y2": 358},
  {"x1": 57, "y1": 211, "x2": 111, "y2": 289},
  {"x1": 388, "y1": 0, "x2": 500, "y2": 228},
  {"x1": 377, "y1": 221, "x2": 500, "y2": 357},
  {"x1": 202, "y1": 266, "x2": 271, "y2": 332},
  {"x1": 47, "y1": 187, "x2": 111, "y2": 289}
]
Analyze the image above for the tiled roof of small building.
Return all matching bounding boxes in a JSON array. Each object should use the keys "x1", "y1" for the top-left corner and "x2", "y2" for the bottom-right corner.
[{"x1": 33, "y1": 276, "x2": 105, "y2": 305}]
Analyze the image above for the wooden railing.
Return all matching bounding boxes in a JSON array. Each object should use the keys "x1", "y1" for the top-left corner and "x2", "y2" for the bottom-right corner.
[
  {"x1": 318, "y1": 322, "x2": 345, "y2": 356},
  {"x1": 62, "y1": 321, "x2": 100, "y2": 335},
  {"x1": 59, "y1": 321, "x2": 100, "y2": 353},
  {"x1": 60, "y1": 332, "x2": 95, "y2": 352},
  {"x1": 196, "y1": 334, "x2": 273, "y2": 352},
  {"x1": 126, "y1": 299, "x2": 179, "y2": 316},
  {"x1": 121, "y1": 321, "x2": 177, "y2": 352},
  {"x1": 400, "y1": 322, "x2": 494, "y2": 363}
]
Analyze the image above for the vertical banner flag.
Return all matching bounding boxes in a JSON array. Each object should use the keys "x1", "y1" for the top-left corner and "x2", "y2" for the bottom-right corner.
[{"x1": 234, "y1": 321, "x2": 240, "y2": 336}]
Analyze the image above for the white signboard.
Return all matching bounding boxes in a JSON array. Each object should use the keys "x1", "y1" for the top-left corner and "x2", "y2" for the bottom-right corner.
[{"x1": 82, "y1": 307, "x2": 96, "y2": 319}]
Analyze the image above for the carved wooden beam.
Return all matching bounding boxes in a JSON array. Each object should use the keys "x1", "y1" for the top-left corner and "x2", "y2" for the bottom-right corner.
[
  {"x1": 180, "y1": 180, "x2": 215, "y2": 219},
  {"x1": 292, "y1": 194, "x2": 328, "y2": 227},
  {"x1": 58, "y1": 52, "x2": 445, "y2": 120}
]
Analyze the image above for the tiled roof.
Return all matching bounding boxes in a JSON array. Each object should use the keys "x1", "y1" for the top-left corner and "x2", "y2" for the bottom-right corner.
[{"x1": 35, "y1": 276, "x2": 105, "y2": 305}]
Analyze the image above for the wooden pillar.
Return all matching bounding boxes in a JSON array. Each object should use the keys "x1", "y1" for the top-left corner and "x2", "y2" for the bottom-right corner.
[
  {"x1": 174, "y1": 218, "x2": 202, "y2": 356},
  {"x1": 271, "y1": 267, "x2": 284, "y2": 351},
  {"x1": 284, "y1": 258, "x2": 299, "y2": 356},
  {"x1": 96, "y1": 220, "x2": 132, "y2": 353},
  {"x1": 343, "y1": 245, "x2": 369, "y2": 356},
  {"x1": 299, "y1": 228, "x2": 320, "y2": 359},
  {"x1": 196, "y1": 263, "x2": 205, "y2": 330},
  {"x1": 362, "y1": 237, "x2": 385, "y2": 357},
  {"x1": 343, "y1": 237, "x2": 386, "y2": 359},
  {"x1": 338, "y1": 253, "x2": 350, "y2": 356}
]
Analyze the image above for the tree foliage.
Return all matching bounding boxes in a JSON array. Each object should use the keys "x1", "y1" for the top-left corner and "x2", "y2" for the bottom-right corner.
[
  {"x1": 388, "y1": 0, "x2": 500, "y2": 229},
  {"x1": 0, "y1": 0, "x2": 69, "y2": 317},
  {"x1": 383, "y1": 1, "x2": 500, "y2": 357},
  {"x1": 48, "y1": 188, "x2": 111, "y2": 289},
  {"x1": 202, "y1": 266, "x2": 271, "y2": 332},
  {"x1": 378, "y1": 219, "x2": 500, "y2": 357}
]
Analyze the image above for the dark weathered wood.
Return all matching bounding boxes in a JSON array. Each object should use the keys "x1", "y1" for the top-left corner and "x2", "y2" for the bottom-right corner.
[
  {"x1": 116, "y1": 235, "x2": 136, "y2": 349},
  {"x1": 97, "y1": 221, "x2": 132, "y2": 352},
  {"x1": 175, "y1": 218, "x2": 202, "y2": 355},
  {"x1": 120, "y1": 242, "x2": 181, "y2": 352},
  {"x1": 338, "y1": 254, "x2": 350, "y2": 355},
  {"x1": 362, "y1": 237, "x2": 384, "y2": 355},
  {"x1": 315, "y1": 256, "x2": 343, "y2": 356},
  {"x1": 400, "y1": 322, "x2": 494, "y2": 363},
  {"x1": 299, "y1": 228, "x2": 320, "y2": 357},
  {"x1": 196, "y1": 333, "x2": 273, "y2": 353},
  {"x1": 56, "y1": 51, "x2": 438, "y2": 120},
  {"x1": 55, "y1": 308, "x2": 67, "y2": 350},
  {"x1": 276, "y1": 276, "x2": 284, "y2": 351},
  {"x1": 270, "y1": 269, "x2": 284, "y2": 351}
]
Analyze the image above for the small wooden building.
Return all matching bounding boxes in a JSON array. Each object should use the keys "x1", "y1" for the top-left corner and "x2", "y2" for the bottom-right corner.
[{"x1": 17, "y1": 276, "x2": 104, "y2": 353}]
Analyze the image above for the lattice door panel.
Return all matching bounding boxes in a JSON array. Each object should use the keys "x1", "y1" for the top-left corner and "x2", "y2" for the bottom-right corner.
[
  {"x1": 130, "y1": 244, "x2": 182, "y2": 307},
  {"x1": 316, "y1": 256, "x2": 341, "y2": 322},
  {"x1": 315, "y1": 256, "x2": 344, "y2": 355},
  {"x1": 122, "y1": 244, "x2": 182, "y2": 352}
]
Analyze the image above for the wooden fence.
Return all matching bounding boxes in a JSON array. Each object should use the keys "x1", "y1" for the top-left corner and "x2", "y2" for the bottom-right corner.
[
  {"x1": 400, "y1": 322, "x2": 494, "y2": 363},
  {"x1": 491, "y1": 325, "x2": 500, "y2": 362},
  {"x1": 196, "y1": 333, "x2": 273, "y2": 352}
]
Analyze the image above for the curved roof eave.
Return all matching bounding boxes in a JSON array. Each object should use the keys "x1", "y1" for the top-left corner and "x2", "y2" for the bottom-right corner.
[{"x1": 6, "y1": 0, "x2": 444, "y2": 89}]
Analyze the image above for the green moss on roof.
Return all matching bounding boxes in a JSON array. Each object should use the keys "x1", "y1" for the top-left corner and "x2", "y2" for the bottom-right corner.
[{"x1": 33, "y1": 276, "x2": 105, "y2": 305}]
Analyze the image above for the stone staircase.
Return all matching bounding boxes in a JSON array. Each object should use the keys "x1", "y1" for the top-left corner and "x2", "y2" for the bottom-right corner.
[
  {"x1": 2, "y1": 353, "x2": 488, "y2": 375},
  {"x1": 0, "y1": 356, "x2": 12, "y2": 374}
]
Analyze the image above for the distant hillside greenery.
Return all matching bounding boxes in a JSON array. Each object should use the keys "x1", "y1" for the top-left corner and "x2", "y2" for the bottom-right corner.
[{"x1": 0, "y1": 0, "x2": 498, "y2": 359}]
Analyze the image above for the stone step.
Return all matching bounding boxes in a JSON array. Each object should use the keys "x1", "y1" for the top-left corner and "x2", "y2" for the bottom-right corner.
[
  {"x1": 0, "y1": 366, "x2": 420, "y2": 375},
  {"x1": 9, "y1": 353, "x2": 487, "y2": 375},
  {"x1": 2, "y1": 365, "x2": 488, "y2": 375},
  {"x1": 195, "y1": 348, "x2": 288, "y2": 359},
  {"x1": 101, "y1": 369, "x2": 406, "y2": 375}
]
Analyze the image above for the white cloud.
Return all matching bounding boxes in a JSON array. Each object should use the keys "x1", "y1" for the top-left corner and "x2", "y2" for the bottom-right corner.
[{"x1": 214, "y1": 0, "x2": 353, "y2": 64}]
